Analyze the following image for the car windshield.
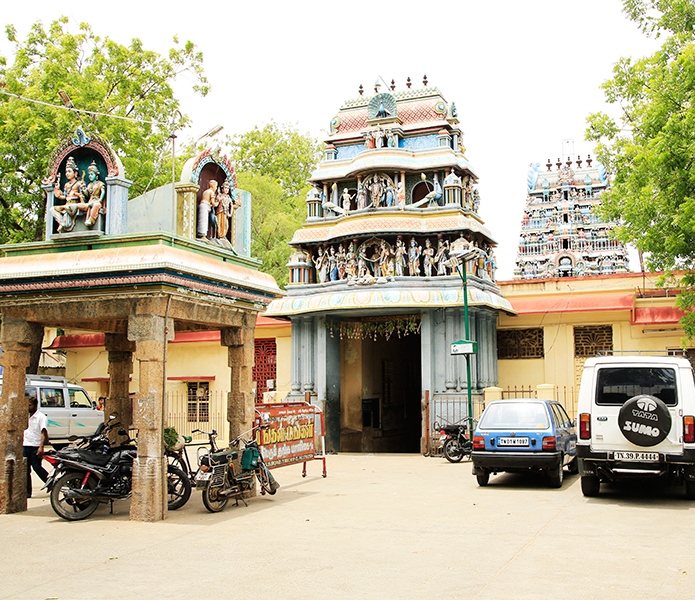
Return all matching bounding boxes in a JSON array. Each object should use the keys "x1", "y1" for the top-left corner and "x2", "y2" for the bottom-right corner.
[{"x1": 479, "y1": 402, "x2": 550, "y2": 430}]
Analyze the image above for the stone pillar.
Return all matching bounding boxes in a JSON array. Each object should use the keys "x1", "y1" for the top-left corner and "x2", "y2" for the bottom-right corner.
[
  {"x1": 127, "y1": 313, "x2": 173, "y2": 522},
  {"x1": 175, "y1": 182, "x2": 200, "y2": 239},
  {"x1": 104, "y1": 333, "x2": 135, "y2": 434},
  {"x1": 221, "y1": 312, "x2": 257, "y2": 441},
  {"x1": 104, "y1": 176, "x2": 133, "y2": 236},
  {"x1": 445, "y1": 307, "x2": 456, "y2": 391},
  {"x1": 0, "y1": 317, "x2": 43, "y2": 513},
  {"x1": 288, "y1": 317, "x2": 303, "y2": 399},
  {"x1": 301, "y1": 316, "x2": 315, "y2": 393}
]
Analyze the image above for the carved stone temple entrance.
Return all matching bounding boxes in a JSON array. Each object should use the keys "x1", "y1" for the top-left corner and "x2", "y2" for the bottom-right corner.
[{"x1": 0, "y1": 133, "x2": 280, "y2": 521}]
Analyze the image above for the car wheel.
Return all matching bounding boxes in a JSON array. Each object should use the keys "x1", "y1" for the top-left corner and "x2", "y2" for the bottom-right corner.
[
  {"x1": 549, "y1": 458, "x2": 564, "y2": 488},
  {"x1": 568, "y1": 457, "x2": 579, "y2": 474},
  {"x1": 581, "y1": 474, "x2": 600, "y2": 497},
  {"x1": 686, "y1": 481, "x2": 695, "y2": 500},
  {"x1": 476, "y1": 471, "x2": 490, "y2": 487}
]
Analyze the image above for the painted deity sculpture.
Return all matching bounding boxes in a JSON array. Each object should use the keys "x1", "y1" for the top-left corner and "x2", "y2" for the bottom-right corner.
[
  {"x1": 198, "y1": 179, "x2": 218, "y2": 239},
  {"x1": 422, "y1": 238, "x2": 435, "y2": 277},
  {"x1": 51, "y1": 156, "x2": 85, "y2": 233},
  {"x1": 83, "y1": 161, "x2": 105, "y2": 226},
  {"x1": 408, "y1": 238, "x2": 421, "y2": 276},
  {"x1": 216, "y1": 179, "x2": 240, "y2": 240},
  {"x1": 395, "y1": 238, "x2": 407, "y2": 276}
]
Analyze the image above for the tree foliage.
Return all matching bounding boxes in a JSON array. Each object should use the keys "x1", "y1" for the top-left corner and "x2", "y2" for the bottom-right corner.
[
  {"x1": 0, "y1": 17, "x2": 207, "y2": 244},
  {"x1": 586, "y1": 0, "x2": 695, "y2": 337},
  {"x1": 230, "y1": 123, "x2": 320, "y2": 288}
]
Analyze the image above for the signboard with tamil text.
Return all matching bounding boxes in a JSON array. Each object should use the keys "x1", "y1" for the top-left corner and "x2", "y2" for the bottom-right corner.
[{"x1": 256, "y1": 403, "x2": 316, "y2": 469}]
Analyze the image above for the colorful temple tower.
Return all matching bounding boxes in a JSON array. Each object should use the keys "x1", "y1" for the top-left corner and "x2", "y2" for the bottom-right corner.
[
  {"x1": 515, "y1": 156, "x2": 630, "y2": 279},
  {"x1": 266, "y1": 77, "x2": 513, "y2": 453}
]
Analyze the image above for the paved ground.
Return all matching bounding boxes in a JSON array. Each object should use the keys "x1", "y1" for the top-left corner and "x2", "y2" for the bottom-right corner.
[{"x1": 2, "y1": 454, "x2": 693, "y2": 599}]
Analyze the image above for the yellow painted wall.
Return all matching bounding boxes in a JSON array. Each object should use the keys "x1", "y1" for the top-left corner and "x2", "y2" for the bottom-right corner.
[{"x1": 497, "y1": 273, "x2": 687, "y2": 416}]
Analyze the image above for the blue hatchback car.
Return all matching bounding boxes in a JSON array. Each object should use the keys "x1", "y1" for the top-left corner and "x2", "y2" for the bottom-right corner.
[{"x1": 471, "y1": 399, "x2": 577, "y2": 488}]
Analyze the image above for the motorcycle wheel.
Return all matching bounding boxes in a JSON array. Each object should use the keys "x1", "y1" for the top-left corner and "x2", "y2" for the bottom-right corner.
[
  {"x1": 202, "y1": 484, "x2": 228, "y2": 513},
  {"x1": 50, "y1": 471, "x2": 100, "y2": 521},
  {"x1": 443, "y1": 438, "x2": 464, "y2": 463},
  {"x1": 256, "y1": 462, "x2": 277, "y2": 495},
  {"x1": 166, "y1": 465, "x2": 191, "y2": 510}
]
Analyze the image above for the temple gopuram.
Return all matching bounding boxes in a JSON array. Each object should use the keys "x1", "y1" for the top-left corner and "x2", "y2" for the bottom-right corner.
[
  {"x1": 515, "y1": 156, "x2": 630, "y2": 279},
  {"x1": 266, "y1": 77, "x2": 513, "y2": 453}
]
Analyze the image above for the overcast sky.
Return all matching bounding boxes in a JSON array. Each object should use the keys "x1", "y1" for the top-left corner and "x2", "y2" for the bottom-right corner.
[{"x1": 1, "y1": 1, "x2": 659, "y2": 279}]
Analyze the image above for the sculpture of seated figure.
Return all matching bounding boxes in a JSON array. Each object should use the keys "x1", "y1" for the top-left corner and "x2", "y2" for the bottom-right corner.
[{"x1": 51, "y1": 156, "x2": 85, "y2": 233}]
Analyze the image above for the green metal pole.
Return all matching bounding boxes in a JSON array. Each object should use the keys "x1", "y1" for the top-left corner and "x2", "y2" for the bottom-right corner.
[{"x1": 461, "y1": 259, "x2": 473, "y2": 436}]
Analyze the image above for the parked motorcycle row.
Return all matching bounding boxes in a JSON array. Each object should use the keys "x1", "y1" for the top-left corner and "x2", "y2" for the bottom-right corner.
[{"x1": 42, "y1": 418, "x2": 279, "y2": 521}]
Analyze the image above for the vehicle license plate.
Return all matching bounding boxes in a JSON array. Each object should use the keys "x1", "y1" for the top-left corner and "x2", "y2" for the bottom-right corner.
[
  {"x1": 195, "y1": 472, "x2": 211, "y2": 482},
  {"x1": 497, "y1": 437, "x2": 529, "y2": 446},
  {"x1": 614, "y1": 452, "x2": 659, "y2": 462}
]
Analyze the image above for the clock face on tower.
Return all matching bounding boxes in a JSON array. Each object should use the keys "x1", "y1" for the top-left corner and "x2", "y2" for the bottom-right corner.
[{"x1": 368, "y1": 93, "x2": 397, "y2": 120}]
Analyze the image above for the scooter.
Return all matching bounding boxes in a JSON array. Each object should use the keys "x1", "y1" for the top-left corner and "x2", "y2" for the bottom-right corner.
[
  {"x1": 195, "y1": 434, "x2": 279, "y2": 513},
  {"x1": 439, "y1": 423, "x2": 473, "y2": 463}
]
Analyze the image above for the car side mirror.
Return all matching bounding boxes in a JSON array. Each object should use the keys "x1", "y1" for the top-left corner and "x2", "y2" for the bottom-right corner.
[{"x1": 572, "y1": 419, "x2": 577, "y2": 428}]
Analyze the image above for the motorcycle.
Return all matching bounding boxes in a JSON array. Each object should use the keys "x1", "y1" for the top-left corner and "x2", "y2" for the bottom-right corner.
[
  {"x1": 195, "y1": 433, "x2": 280, "y2": 513},
  {"x1": 44, "y1": 417, "x2": 191, "y2": 520},
  {"x1": 439, "y1": 423, "x2": 473, "y2": 463}
]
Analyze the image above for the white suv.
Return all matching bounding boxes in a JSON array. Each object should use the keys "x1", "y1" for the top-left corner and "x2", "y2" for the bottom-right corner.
[
  {"x1": 576, "y1": 355, "x2": 695, "y2": 499},
  {"x1": 0, "y1": 375, "x2": 104, "y2": 449}
]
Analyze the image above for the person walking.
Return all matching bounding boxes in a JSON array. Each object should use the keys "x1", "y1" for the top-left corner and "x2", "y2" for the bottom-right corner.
[{"x1": 23, "y1": 395, "x2": 49, "y2": 498}]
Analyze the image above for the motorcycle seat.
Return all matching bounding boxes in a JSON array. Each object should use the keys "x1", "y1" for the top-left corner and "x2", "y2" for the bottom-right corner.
[
  {"x1": 209, "y1": 450, "x2": 238, "y2": 464},
  {"x1": 76, "y1": 450, "x2": 112, "y2": 466}
]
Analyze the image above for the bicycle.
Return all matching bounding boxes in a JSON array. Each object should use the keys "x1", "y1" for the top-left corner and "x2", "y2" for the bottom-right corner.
[{"x1": 165, "y1": 428, "x2": 220, "y2": 487}]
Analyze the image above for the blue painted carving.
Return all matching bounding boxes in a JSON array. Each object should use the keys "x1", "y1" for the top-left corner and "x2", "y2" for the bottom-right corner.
[
  {"x1": 527, "y1": 163, "x2": 540, "y2": 191},
  {"x1": 402, "y1": 135, "x2": 439, "y2": 151},
  {"x1": 336, "y1": 144, "x2": 365, "y2": 161},
  {"x1": 72, "y1": 127, "x2": 91, "y2": 147},
  {"x1": 597, "y1": 163, "x2": 608, "y2": 184},
  {"x1": 190, "y1": 155, "x2": 235, "y2": 188}
]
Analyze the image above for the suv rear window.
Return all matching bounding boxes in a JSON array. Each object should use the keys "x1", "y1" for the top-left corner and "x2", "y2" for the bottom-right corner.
[{"x1": 596, "y1": 367, "x2": 677, "y2": 406}]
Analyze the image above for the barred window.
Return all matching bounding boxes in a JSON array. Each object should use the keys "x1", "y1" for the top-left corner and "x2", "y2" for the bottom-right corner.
[
  {"x1": 574, "y1": 325, "x2": 613, "y2": 357},
  {"x1": 187, "y1": 382, "x2": 210, "y2": 422},
  {"x1": 497, "y1": 328, "x2": 544, "y2": 359}
]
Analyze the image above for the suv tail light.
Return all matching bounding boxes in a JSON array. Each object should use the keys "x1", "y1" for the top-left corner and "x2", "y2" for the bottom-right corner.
[
  {"x1": 579, "y1": 413, "x2": 591, "y2": 440},
  {"x1": 684, "y1": 416, "x2": 695, "y2": 443},
  {"x1": 473, "y1": 436, "x2": 485, "y2": 450},
  {"x1": 542, "y1": 436, "x2": 556, "y2": 450}
]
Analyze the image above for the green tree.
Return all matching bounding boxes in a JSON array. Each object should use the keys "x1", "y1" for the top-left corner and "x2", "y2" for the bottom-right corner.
[
  {"x1": 230, "y1": 123, "x2": 320, "y2": 288},
  {"x1": 586, "y1": 0, "x2": 695, "y2": 337},
  {"x1": 0, "y1": 17, "x2": 207, "y2": 244}
]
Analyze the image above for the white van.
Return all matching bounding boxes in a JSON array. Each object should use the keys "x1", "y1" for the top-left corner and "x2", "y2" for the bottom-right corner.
[
  {"x1": 576, "y1": 355, "x2": 695, "y2": 499},
  {"x1": 0, "y1": 375, "x2": 104, "y2": 449}
]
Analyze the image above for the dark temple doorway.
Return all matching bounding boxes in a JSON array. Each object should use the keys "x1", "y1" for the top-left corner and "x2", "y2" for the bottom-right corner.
[{"x1": 340, "y1": 331, "x2": 421, "y2": 452}]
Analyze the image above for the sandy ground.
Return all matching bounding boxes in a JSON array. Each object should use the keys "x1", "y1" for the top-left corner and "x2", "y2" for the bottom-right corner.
[{"x1": 2, "y1": 453, "x2": 693, "y2": 599}]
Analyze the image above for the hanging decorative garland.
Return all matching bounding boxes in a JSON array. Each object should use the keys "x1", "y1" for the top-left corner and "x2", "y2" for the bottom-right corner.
[{"x1": 327, "y1": 315, "x2": 421, "y2": 341}]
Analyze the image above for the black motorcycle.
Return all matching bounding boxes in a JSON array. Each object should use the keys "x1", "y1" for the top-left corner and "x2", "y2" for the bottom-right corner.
[
  {"x1": 195, "y1": 434, "x2": 279, "y2": 513},
  {"x1": 439, "y1": 423, "x2": 473, "y2": 463},
  {"x1": 44, "y1": 418, "x2": 191, "y2": 520}
]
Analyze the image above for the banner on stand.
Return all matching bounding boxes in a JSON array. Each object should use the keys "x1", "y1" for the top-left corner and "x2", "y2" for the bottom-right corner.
[{"x1": 256, "y1": 403, "x2": 317, "y2": 468}]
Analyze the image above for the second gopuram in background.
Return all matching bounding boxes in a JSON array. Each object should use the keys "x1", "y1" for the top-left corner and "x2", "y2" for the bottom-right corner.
[
  {"x1": 517, "y1": 156, "x2": 630, "y2": 279},
  {"x1": 266, "y1": 77, "x2": 514, "y2": 454}
]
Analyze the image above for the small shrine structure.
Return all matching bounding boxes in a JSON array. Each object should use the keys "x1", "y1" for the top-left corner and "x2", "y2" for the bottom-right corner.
[
  {"x1": 0, "y1": 130, "x2": 280, "y2": 520},
  {"x1": 516, "y1": 156, "x2": 630, "y2": 279},
  {"x1": 266, "y1": 77, "x2": 514, "y2": 453}
]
